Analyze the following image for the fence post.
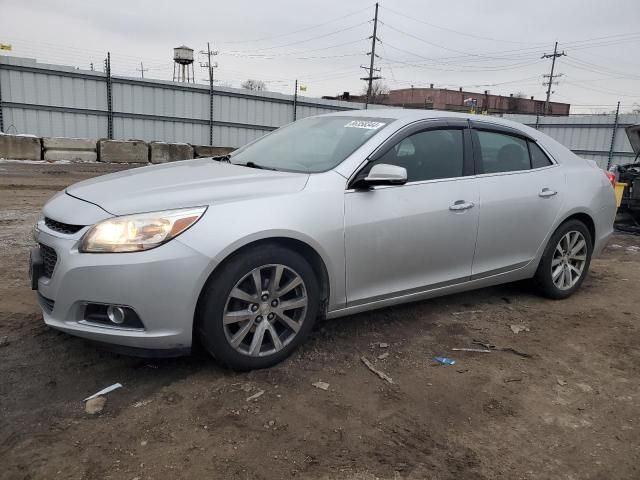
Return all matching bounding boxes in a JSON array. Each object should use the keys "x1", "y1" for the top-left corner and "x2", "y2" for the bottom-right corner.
[
  {"x1": 106, "y1": 52, "x2": 113, "y2": 140},
  {"x1": 535, "y1": 114, "x2": 540, "y2": 130},
  {"x1": 607, "y1": 101, "x2": 620, "y2": 170},
  {"x1": 0, "y1": 61, "x2": 4, "y2": 133},
  {"x1": 208, "y1": 81, "x2": 213, "y2": 146},
  {"x1": 293, "y1": 79, "x2": 298, "y2": 121}
]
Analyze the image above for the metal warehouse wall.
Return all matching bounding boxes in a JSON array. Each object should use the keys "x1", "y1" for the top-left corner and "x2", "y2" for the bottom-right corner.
[
  {"x1": 0, "y1": 55, "x2": 368, "y2": 147},
  {"x1": 504, "y1": 113, "x2": 640, "y2": 169}
]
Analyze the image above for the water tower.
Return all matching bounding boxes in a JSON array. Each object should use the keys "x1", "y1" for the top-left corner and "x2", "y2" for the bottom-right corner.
[{"x1": 173, "y1": 46, "x2": 195, "y2": 83}]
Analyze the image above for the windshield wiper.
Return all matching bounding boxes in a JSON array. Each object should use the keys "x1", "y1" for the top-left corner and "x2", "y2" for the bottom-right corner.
[
  {"x1": 241, "y1": 161, "x2": 278, "y2": 171},
  {"x1": 211, "y1": 154, "x2": 231, "y2": 162}
]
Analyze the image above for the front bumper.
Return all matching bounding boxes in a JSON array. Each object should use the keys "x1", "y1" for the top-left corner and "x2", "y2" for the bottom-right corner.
[{"x1": 34, "y1": 222, "x2": 212, "y2": 353}]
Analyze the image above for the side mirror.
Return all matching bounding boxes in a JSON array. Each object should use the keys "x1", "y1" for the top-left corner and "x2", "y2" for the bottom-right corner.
[{"x1": 362, "y1": 163, "x2": 407, "y2": 187}]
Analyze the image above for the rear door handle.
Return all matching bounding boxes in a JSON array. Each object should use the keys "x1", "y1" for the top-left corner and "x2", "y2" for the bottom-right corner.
[
  {"x1": 539, "y1": 188, "x2": 558, "y2": 198},
  {"x1": 449, "y1": 200, "x2": 475, "y2": 211}
]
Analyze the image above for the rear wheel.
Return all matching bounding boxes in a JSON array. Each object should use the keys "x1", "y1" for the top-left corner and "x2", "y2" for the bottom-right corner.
[
  {"x1": 197, "y1": 245, "x2": 319, "y2": 370},
  {"x1": 534, "y1": 219, "x2": 593, "y2": 299}
]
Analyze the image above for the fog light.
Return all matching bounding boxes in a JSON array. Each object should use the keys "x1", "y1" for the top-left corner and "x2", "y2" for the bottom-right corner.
[
  {"x1": 84, "y1": 303, "x2": 144, "y2": 329},
  {"x1": 107, "y1": 305, "x2": 126, "y2": 324}
]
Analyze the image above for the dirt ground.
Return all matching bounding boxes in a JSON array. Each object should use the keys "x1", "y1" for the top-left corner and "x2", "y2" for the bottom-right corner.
[{"x1": 0, "y1": 161, "x2": 638, "y2": 480}]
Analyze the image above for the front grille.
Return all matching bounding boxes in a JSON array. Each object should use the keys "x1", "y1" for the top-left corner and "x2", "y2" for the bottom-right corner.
[
  {"x1": 44, "y1": 217, "x2": 85, "y2": 235},
  {"x1": 38, "y1": 293, "x2": 55, "y2": 313},
  {"x1": 40, "y1": 244, "x2": 58, "y2": 278}
]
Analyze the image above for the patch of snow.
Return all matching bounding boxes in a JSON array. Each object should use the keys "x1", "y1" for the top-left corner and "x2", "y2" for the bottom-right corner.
[{"x1": 0, "y1": 158, "x2": 70, "y2": 164}]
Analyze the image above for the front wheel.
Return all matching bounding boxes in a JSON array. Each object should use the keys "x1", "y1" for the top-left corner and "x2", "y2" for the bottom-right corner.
[
  {"x1": 534, "y1": 219, "x2": 593, "y2": 299},
  {"x1": 196, "y1": 245, "x2": 319, "y2": 370}
]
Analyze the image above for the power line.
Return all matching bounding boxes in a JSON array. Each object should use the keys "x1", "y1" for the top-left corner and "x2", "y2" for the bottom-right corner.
[
  {"x1": 381, "y1": 4, "x2": 547, "y2": 46},
  {"x1": 221, "y1": 38, "x2": 366, "y2": 59},
  {"x1": 217, "y1": 5, "x2": 373, "y2": 45},
  {"x1": 225, "y1": 21, "x2": 370, "y2": 54}
]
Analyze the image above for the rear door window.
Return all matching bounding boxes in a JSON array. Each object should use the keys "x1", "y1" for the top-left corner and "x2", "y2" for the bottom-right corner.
[
  {"x1": 528, "y1": 141, "x2": 554, "y2": 168},
  {"x1": 474, "y1": 131, "x2": 530, "y2": 174}
]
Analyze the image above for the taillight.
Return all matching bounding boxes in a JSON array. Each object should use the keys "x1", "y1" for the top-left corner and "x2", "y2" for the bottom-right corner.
[{"x1": 605, "y1": 171, "x2": 616, "y2": 188}]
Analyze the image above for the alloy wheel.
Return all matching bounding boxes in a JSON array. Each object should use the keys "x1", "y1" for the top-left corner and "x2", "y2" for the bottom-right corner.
[
  {"x1": 551, "y1": 230, "x2": 587, "y2": 290},
  {"x1": 222, "y1": 264, "x2": 308, "y2": 357}
]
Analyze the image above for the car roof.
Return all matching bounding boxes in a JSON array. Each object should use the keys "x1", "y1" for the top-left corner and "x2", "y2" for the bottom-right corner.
[
  {"x1": 324, "y1": 108, "x2": 580, "y2": 168},
  {"x1": 324, "y1": 107, "x2": 527, "y2": 129}
]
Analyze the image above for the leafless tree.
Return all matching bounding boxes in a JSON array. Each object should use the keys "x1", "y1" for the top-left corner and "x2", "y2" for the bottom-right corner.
[
  {"x1": 241, "y1": 79, "x2": 268, "y2": 91},
  {"x1": 362, "y1": 81, "x2": 390, "y2": 104}
]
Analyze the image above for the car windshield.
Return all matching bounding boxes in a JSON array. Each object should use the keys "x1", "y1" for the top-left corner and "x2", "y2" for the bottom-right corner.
[{"x1": 229, "y1": 116, "x2": 392, "y2": 173}]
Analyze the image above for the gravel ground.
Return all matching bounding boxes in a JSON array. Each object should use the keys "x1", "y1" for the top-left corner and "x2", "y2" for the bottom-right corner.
[{"x1": 0, "y1": 161, "x2": 638, "y2": 480}]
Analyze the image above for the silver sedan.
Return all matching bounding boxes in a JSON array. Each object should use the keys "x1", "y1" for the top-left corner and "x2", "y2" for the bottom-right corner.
[{"x1": 31, "y1": 110, "x2": 616, "y2": 369}]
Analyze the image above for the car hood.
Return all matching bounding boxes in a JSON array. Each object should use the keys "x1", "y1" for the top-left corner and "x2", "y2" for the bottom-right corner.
[{"x1": 66, "y1": 159, "x2": 309, "y2": 215}]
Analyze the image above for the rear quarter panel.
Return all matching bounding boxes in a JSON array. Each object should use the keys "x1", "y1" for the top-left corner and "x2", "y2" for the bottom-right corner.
[
  {"x1": 552, "y1": 156, "x2": 616, "y2": 256},
  {"x1": 521, "y1": 127, "x2": 615, "y2": 258}
]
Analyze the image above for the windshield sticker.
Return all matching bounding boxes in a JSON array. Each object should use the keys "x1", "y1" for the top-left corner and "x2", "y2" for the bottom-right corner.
[{"x1": 344, "y1": 120, "x2": 386, "y2": 130}]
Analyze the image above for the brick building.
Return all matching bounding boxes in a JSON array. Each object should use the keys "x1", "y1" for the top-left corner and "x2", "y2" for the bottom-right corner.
[{"x1": 325, "y1": 86, "x2": 570, "y2": 115}]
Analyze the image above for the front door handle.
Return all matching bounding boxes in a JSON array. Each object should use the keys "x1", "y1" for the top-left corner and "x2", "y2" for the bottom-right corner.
[
  {"x1": 449, "y1": 200, "x2": 475, "y2": 211},
  {"x1": 539, "y1": 188, "x2": 558, "y2": 198}
]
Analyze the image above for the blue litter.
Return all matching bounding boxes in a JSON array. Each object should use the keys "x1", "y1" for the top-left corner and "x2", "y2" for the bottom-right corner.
[{"x1": 433, "y1": 356, "x2": 456, "y2": 365}]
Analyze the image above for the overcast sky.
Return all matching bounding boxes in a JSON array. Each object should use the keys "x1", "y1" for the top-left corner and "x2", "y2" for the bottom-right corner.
[{"x1": 1, "y1": 0, "x2": 639, "y2": 112}]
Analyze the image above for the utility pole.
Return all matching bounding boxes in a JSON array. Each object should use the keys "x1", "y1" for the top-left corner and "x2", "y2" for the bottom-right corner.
[
  {"x1": 542, "y1": 41, "x2": 566, "y2": 115},
  {"x1": 137, "y1": 62, "x2": 148, "y2": 79},
  {"x1": 360, "y1": 2, "x2": 381, "y2": 109},
  {"x1": 199, "y1": 42, "x2": 218, "y2": 146}
]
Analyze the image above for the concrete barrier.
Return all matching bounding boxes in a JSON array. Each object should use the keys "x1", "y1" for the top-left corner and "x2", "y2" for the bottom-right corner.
[
  {"x1": 43, "y1": 137, "x2": 97, "y2": 162},
  {"x1": 149, "y1": 142, "x2": 194, "y2": 164},
  {"x1": 192, "y1": 145, "x2": 235, "y2": 158},
  {"x1": 0, "y1": 134, "x2": 42, "y2": 160},
  {"x1": 98, "y1": 139, "x2": 148, "y2": 164}
]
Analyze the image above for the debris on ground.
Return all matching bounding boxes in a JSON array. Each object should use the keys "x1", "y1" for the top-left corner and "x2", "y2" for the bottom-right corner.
[
  {"x1": 510, "y1": 324, "x2": 530, "y2": 334},
  {"x1": 473, "y1": 339, "x2": 494, "y2": 349},
  {"x1": 361, "y1": 356, "x2": 394, "y2": 384},
  {"x1": 608, "y1": 244, "x2": 623, "y2": 249},
  {"x1": 472, "y1": 339, "x2": 532, "y2": 358},
  {"x1": 132, "y1": 399, "x2": 153, "y2": 408},
  {"x1": 452, "y1": 310, "x2": 483, "y2": 315},
  {"x1": 433, "y1": 356, "x2": 456, "y2": 365},
  {"x1": 626, "y1": 246, "x2": 640, "y2": 253},
  {"x1": 84, "y1": 383, "x2": 123, "y2": 401},
  {"x1": 452, "y1": 347, "x2": 492, "y2": 353},
  {"x1": 246, "y1": 390, "x2": 265, "y2": 402},
  {"x1": 557, "y1": 378, "x2": 568, "y2": 386},
  {"x1": 0, "y1": 335, "x2": 9, "y2": 347},
  {"x1": 378, "y1": 342, "x2": 389, "y2": 348},
  {"x1": 501, "y1": 347, "x2": 532, "y2": 358},
  {"x1": 504, "y1": 377, "x2": 523, "y2": 383},
  {"x1": 576, "y1": 383, "x2": 594, "y2": 393},
  {"x1": 312, "y1": 381, "x2": 330, "y2": 391},
  {"x1": 85, "y1": 396, "x2": 106, "y2": 415},
  {"x1": 377, "y1": 352, "x2": 390, "y2": 360}
]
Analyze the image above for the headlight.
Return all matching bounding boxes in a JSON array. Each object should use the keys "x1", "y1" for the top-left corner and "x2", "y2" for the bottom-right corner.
[{"x1": 79, "y1": 207, "x2": 207, "y2": 253}]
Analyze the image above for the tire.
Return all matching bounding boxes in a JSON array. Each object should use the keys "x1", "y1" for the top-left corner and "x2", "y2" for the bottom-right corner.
[
  {"x1": 196, "y1": 244, "x2": 319, "y2": 370},
  {"x1": 534, "y1": 219, "x2": 593, "y2": 299}
]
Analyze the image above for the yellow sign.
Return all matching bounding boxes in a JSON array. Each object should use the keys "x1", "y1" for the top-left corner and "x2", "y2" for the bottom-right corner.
[
  {"x1": 0, "y1": 43, "x2": 12, "y2": 51},
  {"x1": 299, "y1": 85, "x2": 307, "y2": 92}
]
